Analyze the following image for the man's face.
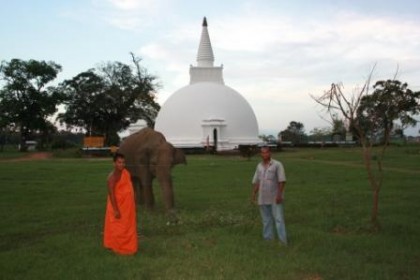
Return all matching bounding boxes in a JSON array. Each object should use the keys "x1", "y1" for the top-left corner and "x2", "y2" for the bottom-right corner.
[
  {"x1": 260, "y1": 148, "x2": 271, "y2": 161},
  {"x1": 114, "y1": 157, "x2": 125, "y2": 171}
]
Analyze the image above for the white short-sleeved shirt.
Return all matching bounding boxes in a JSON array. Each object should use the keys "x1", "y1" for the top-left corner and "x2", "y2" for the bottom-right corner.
[{"x1": 252, "y1": 159, "x2": 286, "y2": 205}]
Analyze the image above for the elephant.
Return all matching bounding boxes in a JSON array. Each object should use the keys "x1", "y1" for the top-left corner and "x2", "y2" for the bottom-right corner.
[{"x1": 118, "y1": 128, "x2": 186, "y2": 219}]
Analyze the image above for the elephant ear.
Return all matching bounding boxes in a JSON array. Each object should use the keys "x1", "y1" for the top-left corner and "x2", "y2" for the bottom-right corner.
[{"x1": 172, "y1": 146, "x2": 187, "y2": 165}]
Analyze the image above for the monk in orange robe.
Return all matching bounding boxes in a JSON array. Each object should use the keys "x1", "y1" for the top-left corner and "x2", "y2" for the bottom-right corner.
[{"x1": 104, "y1": 152, "x2": 138, "y2": 255}]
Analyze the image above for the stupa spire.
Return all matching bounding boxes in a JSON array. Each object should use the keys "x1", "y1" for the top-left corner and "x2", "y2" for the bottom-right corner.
[
  {"x1": 196, "y1": 17, "x2": 214, "y2": 67},
  {"x1": 190, "y1": 17, "x2": 224, "y2": 85}
]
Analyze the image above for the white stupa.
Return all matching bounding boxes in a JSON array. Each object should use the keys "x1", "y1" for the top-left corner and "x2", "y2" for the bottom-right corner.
[{"x1": 155, "y1": 17, "x2": 260, "y2": 151}]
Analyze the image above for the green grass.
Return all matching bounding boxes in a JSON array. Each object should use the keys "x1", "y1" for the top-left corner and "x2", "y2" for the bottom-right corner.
[{"x1": 0, "y1": 147, "x2": 419, "y2": 279}]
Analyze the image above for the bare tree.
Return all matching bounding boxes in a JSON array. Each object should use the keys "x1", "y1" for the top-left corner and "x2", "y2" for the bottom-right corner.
[{"x1": 311, "y1": 68, "x2": 420, "y2": 229}]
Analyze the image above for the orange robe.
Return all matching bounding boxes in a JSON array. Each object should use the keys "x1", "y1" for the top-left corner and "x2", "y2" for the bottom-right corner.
[{"x1": 103, "y1": 169, "x2": 138, "y2": 255}]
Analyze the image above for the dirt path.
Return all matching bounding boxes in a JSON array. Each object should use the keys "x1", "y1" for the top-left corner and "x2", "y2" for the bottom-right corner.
[{"x1": 4, "y1": 152, "x2": 53, "y2": 162}]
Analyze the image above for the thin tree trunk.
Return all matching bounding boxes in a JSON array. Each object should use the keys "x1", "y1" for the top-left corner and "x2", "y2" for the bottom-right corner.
[
  {"x1": 361, "y1": 142, "x2": 381, "y2": 228},
  {"x1": 371, "y1": 188, "x2": 380, "y2": 227},
  {"x1": 19, "y1": 125, "x2": 28, "y2": 152}
]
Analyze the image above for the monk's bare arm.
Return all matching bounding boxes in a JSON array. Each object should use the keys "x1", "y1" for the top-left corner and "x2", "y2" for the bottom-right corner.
[{"x1": 107, "y1": 173, "x2": 121, "y2": 219}]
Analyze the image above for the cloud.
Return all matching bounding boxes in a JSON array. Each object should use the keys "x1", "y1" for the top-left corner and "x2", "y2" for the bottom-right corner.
[
  {"x1": 87, "y1": 0, "x2": 173, "y2": 31},
  {"x1": 106, "y1": 0, "x2": 155, "y2": 10},
  {"x1": 139, "y1": 43, "x2": 171, "y2": 60},
  {"x1": 107, "y1": 17, "x2": 144, "y2": 30},
  {"x1": 216, "y1": 11, "x2": 420, "y2": 88}
]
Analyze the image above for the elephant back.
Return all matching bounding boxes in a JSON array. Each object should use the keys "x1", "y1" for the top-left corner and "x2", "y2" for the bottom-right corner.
[{"x1": 118, "y1": 128, "x2": 168, "y2": 175}]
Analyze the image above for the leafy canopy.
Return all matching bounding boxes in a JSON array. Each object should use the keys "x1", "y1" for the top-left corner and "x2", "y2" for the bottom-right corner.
[
  {"x1": 0, "y1": 58, "x2": 62, "y2": 150},
  {"x1": 279, "y1": 121, "x2": 306, "y2": 144},
  {"x1": 58, "y1": 56, "x2": 160, "y2": 145},
  {"x1": 355, "y1": 79, "x2": 420, "y2": 143}
]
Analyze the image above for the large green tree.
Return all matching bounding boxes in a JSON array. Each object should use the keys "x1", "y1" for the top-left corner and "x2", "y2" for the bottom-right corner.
[
  {"x1": 279, "y1": 121, "x2": 306, "y2": 145},
  {"x1": 356, "y1": 79, "x2": 419, "y2": 144},
  {"x1": 0, "y1": 58, "x2": 62, "y2": 151},
  {"x1": 312, "y1": 72, "x2": 420, "y2": 228},
  {"x1": 58, "y1": 55, "x2": 160, "y2": 146}
]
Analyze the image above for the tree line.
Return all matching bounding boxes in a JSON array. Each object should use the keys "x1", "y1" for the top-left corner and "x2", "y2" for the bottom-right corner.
[
  {"x1": 0, "y1": 54, "x2": 160, "y2": 151},
  {"x1": 1, "y1": 57, "x2": 419, "y2": 155},
  {"x1": 259, "y1": 82, "x2": 419, "y2": 147}
]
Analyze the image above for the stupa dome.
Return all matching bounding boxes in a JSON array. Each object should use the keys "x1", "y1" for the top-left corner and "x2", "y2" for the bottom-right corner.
[{"x1": 154, "y1": 17, "x2": 260, "y2": 151}]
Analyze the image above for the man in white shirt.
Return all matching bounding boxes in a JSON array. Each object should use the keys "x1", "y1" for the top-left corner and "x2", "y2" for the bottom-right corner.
[{"x1": 252, "y1": 146, "x2": 287, "y2": 245}]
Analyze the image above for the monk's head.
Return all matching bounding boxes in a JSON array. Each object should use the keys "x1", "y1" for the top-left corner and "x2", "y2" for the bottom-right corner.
[{"x1": 113, "y1": 152, "x2": 125, "y2": 171}]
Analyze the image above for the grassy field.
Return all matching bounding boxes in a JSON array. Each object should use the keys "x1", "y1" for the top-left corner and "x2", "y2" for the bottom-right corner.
[{"x1": 0, "y1": 146, "x2": 419, "y2": 279}]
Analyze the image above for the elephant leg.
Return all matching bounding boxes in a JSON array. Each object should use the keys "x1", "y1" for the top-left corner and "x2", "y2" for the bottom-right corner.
[
  {"x1": 142, "y1": 184, "x2": 155, "y2": 209},
  {"x1": 156, "y1": 172, "x2": 178, "y2": 224},
  {"x1": 140, "y1": 173, "x2": 155, "y2": 209},
  {"x1": 156, "y1": 174, "x2": 174, "y2": 211},
  {"x1": 131, "y1": 176, "x2": 143, "y2": 205}
]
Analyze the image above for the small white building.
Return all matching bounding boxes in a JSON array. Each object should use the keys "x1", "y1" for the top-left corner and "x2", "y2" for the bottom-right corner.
[
  {"x1": 118, "y1": 119, "x2": 148, "y2": 140},
  {"x1": 127, "y1": 119, "x2": 147, "y2": 135},
  {"x1": 155, "y1": 17, "x2": 260, "y2": 151}
]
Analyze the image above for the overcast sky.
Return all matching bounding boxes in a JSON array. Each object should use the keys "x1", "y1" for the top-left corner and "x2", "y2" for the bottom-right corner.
[{"x1": 1, "y1": 0, "x2": 419, "y2": 136}]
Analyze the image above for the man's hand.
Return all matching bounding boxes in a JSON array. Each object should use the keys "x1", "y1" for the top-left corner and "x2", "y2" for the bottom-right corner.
[
  {"x1": 275, "y1": 194, "x2": 283, "y2": 204},
  {"x1": 252, "y1": 184, "x2": 259, "y2": 205},
  {"x1": 251, "y1": 192, "x2": 257, "y2": 205}
]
